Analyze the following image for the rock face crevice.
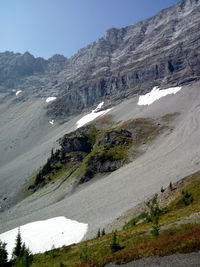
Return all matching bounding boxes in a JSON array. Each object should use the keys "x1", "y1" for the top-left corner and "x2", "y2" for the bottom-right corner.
[{"x1": 0, "y1": 0, "x2": 200, "y2": 117}]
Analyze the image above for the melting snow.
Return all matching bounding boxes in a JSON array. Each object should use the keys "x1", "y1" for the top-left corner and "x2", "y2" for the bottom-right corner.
[
  {"x1": 76, "y1": 102, "x2": 112, "y2": 128},
  {"x1": 137, "y1": 86, "x2": 182, "y2": 106},
  {"x1": 46, "y1": 97, "x2": 57, "y2": 103},
  {"x1": 16, "y1": 90, "x2": 22, "y2": 96},
  {"x1": 49, "y1": 120, "x2": 54, "y2": 125},
  {"x1": 0, "y1": 217, "x2": 88, "y2": 259},
  {"x1": 94, "y1": 101, "x2": 104, "y2": 112}
]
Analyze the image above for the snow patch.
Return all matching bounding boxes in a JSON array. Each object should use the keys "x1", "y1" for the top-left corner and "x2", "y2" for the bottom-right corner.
[
  {"x1": 16, "y1": 90, "x2": 22, "y2": 96},
  {"x1": 0, "y1": 217, "x2": 88, "y2": 259},
  {"x1": 46, "y1": 97, "x2": 57, "y2": 103},
  {"x1": 76, "y1": 102, "x2": 112, "y2": 128},
  {"x1": 137, "y1": 86, "x2": 182, "y2": 106},
  {"x1": 49, "y1": 120, "x2": 54, "y2": 125},
  {"x1": 94, "y1": 101, "x2": 104, "y2": 112}
]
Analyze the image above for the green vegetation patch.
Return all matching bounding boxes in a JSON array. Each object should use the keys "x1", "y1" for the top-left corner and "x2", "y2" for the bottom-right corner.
[
  {"x1": 159, "y1": 171, "x2": 200, "y2": 225},
  {"x1": 29, "y1": 171, "x2": 200, "y2": 267},
  {"x1": 31, "y1": 223, "x2": 200, "y2": 267}
]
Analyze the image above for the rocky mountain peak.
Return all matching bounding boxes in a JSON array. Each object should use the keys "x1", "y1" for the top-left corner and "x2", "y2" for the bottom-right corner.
[{"x1": 1, "y1": 0, "x2": 200, "y2": 118}]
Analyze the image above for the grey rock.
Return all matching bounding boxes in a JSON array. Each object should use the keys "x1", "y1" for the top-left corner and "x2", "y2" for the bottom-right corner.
[{"x1": 0, "y1": 0, "x2": 200, "y2": 117}]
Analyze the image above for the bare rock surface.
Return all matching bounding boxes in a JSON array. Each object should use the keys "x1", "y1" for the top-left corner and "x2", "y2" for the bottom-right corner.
[{"x1": 0, "y1": 0, "x2": 200, "y2": 118}]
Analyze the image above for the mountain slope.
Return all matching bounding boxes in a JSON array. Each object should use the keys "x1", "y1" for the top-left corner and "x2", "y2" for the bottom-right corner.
[
  {"x1": 1, "y1": 82, "x2": 200, "y2": 240},
  {"x1": 0, "y1": 0, "x2": 200, "y2": 251}
]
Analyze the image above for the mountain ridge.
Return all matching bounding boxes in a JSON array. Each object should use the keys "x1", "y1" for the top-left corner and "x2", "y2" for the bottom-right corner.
[{"x1": 0, "y1": 0, "x2": 200, "y2": 118}]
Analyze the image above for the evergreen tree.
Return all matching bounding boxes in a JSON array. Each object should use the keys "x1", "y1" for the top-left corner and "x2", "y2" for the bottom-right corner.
[
  {"x1": 169, "y1": 181, "x2": 173, "y2": 190},
  {"x1": 101, "y1": 228, "x2": 105, "y2": 236},
  {"x1": 61, "y1": 150, "x2": 65, "y2": 161},
  {"x1": 181, "y1": 190, "x2": 193, "y2": 206},
  {"x1": 42, "y1": 158, "x2": 51, "y2": 175},
  {"x1": 21, "y1": 247, "x2": 33, "y2": 267},
  {"x1": 110, "y1": 231, "x2": 122, "y2": 253},
  {"x1": 12, "y1": 230, "x2": 33, "y2": 267},
  {"x1": 97, "y1": 229, "x2": 101, "y2": 238},
  {"x1": 51, "y1": 148, "x2": 54, "y2": 158},
  {"x1": 12, "y1": 228, "x2": 23, "y2": 260},
  {"x1": 0, "y1": 240, "x2": 8, "y2": 267},
  {"x1": 35, "y1": 172, "x2": 43, "y2": 185}
]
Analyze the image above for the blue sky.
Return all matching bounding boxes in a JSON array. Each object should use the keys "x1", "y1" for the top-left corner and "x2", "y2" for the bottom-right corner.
[{"x1": 0, "y1": 0, "x2": 179, "y2": 59}]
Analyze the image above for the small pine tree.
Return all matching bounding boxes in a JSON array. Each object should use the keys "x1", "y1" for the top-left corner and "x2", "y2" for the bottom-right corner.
[
  {"x1": 35, "y1": 171, "x2": 44, "y2": 185},
  {"x1": 12, "y1": 230, "x2": 33, "y2": 267},
  {"x1": 12, "y1": 228, "x2": 23, "y2": 260},
  {"x1": 110, "y1": 231, "x2": 122, "y2": 253},
  {"x1": 97, "y1": 229, "x2": 101, "y2": 238},
  {"x1": 181, "y1": 190, "x2": 193, "y2": 206},
  {"x1": 51, "y1": 148, "x2": 54, "y2": 158},
  {"x1": 15, "y1": 247, "x2": 33, "y2": 267},
  {"x1": 0, "y1": 240, "x2": 8, "y2": 267},
  {"x1": 169, "y1": 182, "x2": 173, "y2": 190},
  {"x1": 61, "y1": 150, "x2": 65, "y2": 161},
  {"x1": 102, "y1": 228, "x2": 105, "y2": 236},
  {"x1": 43, "y1": 158, "x2": 51, "y2": 175}
]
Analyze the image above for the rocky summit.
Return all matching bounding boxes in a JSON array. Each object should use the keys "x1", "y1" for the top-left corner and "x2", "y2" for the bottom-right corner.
[{"x1": 0, "y1": 0, "x2": 200, "y2": 118}]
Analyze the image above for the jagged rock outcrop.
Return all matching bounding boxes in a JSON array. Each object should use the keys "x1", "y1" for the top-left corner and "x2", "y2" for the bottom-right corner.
[
  {"x1": 29, "y1": 124, "x2": 133, "y2": 189},
  {"x1": 0, "y1": 0, "x2": 200, "y2": 117},
  {"x1": 60, "y1": 127, "x2": 92, "y2": 153}
]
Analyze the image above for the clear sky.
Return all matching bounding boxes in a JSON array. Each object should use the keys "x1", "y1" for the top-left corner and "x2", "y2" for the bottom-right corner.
[{"x1": 0, "y1": 0, "x2": 179, "y2": 59}]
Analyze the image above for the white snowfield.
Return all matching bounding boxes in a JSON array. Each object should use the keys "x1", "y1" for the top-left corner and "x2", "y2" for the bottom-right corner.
[
  {"x1": 76, "y1": 101, "x2": 112, "y2": 128},
  {"x1": 0, "y1": 217, "x2": 88, "y2": 259},
  {"x1": 16, "y1": 90, "x2": 22, "y2": 96},
  {"x1": 138, "y1": 86, "x2": 182, "y2": 105},
  {"x1": 46, "y1": 97, "x2": 57, "y2": 103}
]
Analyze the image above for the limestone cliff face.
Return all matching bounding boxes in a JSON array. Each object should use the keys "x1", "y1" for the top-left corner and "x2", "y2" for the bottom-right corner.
[{"x1": 0, "y1": 0, "x2": 200, "y2": 117}]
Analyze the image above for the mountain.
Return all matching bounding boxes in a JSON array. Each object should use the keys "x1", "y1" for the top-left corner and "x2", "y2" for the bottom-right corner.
[
  {"x1": 0, "y1": 0, "x2": 200, "y2": 255},
  {"x1": 0, "y1": 0, "x2": 200, "y2": 118}
]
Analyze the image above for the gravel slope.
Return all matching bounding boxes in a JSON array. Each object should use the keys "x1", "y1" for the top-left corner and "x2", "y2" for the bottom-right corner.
[
  {"x1": 106, "y1": 251, "x2": 200, "y2": 267},
  {"x1": 0, "y1": 82, "x2": 200, "y2": 241}
]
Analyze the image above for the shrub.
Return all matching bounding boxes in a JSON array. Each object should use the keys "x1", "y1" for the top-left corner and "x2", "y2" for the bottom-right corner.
[
  {"x1": 181, "y1": 190, "x2": 193, "y2": 206},
  {"x1": 161, "y1": 186, "x2": 165, "y2": 193}
]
